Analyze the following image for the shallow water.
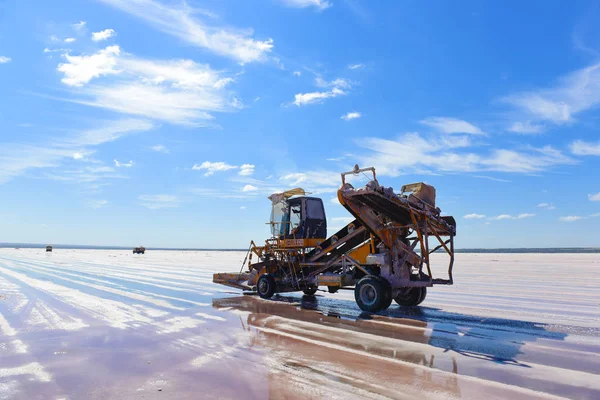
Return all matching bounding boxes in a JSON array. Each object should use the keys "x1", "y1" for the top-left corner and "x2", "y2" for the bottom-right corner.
[{"x1": 0, "y1": 249, "x2": 599, "y2": 399}]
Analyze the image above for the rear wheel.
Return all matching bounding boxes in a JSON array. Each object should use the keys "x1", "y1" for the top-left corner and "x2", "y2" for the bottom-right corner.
[
  {"x1": 303, "y1": 287, "x2": 318, "y2": 296},
  {"x1": 394, "y1": 287, "x2": 426, "y2": 307},
  {"x1": 378, "y1": 277, "x2": 393, "y2": 311},
  {"x1": 416, "y1": 287, "x2": 427, "y2": 305},
  {"x1": 257, "y1": 274, "x2": 277, "y2": 299},
  {"x1": 354, "y1": 276, "x2": 390, "y2": 312}
]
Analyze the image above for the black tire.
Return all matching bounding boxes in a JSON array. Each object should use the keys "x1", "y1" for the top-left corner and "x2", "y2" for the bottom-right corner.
[
  {"x1": 257, "y1": 274, "x2": 277, "y2": 299},
  {"x1": 354, "y1": 275, "x2": 389, "y2": 312},
  {"x1": 394, "y1": 287, "x2": 425, "y2": 307},
  {"x1": 416, "y1": 287, "x2": 427, "y2": 305},
  {"x1": 303, "y1": 287, "x2": 318, "y2": 296},
  {"x1": 327, "y1": 286, "x2": 339, "y2": 294},
  {"x1": 377, "y1": 277, "x2": 393, "y2": 311}
]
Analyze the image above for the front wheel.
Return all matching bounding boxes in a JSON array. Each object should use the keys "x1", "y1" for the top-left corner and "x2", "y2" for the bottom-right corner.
[
  {"x1": 257, "y1": 274, "x2": 277, "y2": 299},
  {"x1": 394, "y1": 287, "x2": 426, "y2": 307},
  {"x1": 354, "y1": 275, "x2": 390, "y2": 312},
  {"x1": 303, "y1": 287, "x2": 318, "y2": 296}
]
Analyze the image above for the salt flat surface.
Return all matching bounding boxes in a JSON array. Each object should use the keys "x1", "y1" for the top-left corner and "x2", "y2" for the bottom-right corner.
[{"x1": 0, "y1": 249, "x2": 598, "y2": 399}]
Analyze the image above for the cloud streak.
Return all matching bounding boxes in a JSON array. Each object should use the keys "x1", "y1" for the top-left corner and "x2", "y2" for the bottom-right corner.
[{"x1": 97, "y1": 0, "x2": 273, "y2": 63}]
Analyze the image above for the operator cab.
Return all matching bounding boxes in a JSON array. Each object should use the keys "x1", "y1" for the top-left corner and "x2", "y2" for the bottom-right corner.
[{"x1": 269, "y1": 189, "x2": 327, "y2": 240}]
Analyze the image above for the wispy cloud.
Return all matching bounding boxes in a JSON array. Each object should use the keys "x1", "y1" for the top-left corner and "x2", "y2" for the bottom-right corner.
[
  {"x1": 293, "y1": 77, "x2": 351, "y2": 106},
  {"x1": 64, "y1": 37, "x2": 77, "y2": 43},
  {"x1": 589, "y1": 192, "x2": 600, "y2": 201},
  {"x1": 570, "y1": 140, "x2": 600, "y2": 156},
  {"x1": 507, "y1": 121, "x2": 544, "y2": 134},
  {"x1": 559, "y1": 215, "x2": 584, "y2": 222},
  {"x1": 0, "y1": 56, "x2": 12, "y2": 64},
  {"x1": 503, "y1": 62, "x2": 600, "y2": 127},
  {"x1": 489, "y1": 213, "x2": 535, "y2": 220},
  {"x1": 464, "y1": 213, "x2": 486, "y2": 219},
  {"x1": 420, "y1": 117, "x2": 484, "y2": 135},
  {"x1": 348, "y1": 63, "x2": 364, "y2": 70},
  {"x1": 359, "y1": 132, "x2": 575, "y2": 176},
  {"x1": 88, "y1": 199, "x2": 109, "y2": 209},
  {"x1": 239, "y1": 164, "x2": 255, "y2": 176},
  {"x1": 341, "y1": 111, "x2": 361, "y2": 121},
  {"x1": 280, "y1": 0, "x2": 331, "y2": 10},
  {"x1": 72, "y1": 21, "x2": 86, "y2": 30},
  {"x1": 151, "y1": 144, "x2": 169, "y2": 154},
  {"x1": 537, "y1": 202, "x2": 556, "y2": 210},
  {"x1": 114, "y1": 159, "x2": 134, "y2": 168},
  {"x1": 0, "y1": 119, "x2": 153, "y2": 185},
  {"x1": 138, "y1": 194, "x2": 181, "y2": 209},
  {"x1": 192, "y1": 161, "x2": 237, "y2": 176},
  {"x1": 92, "y1": 29, "x2": 116, "y2": 42},
  {"x1": 56, "y1": 46, "x2": 239, "y2": 125},
  {"x1": 97, "y1": 0, "x2": 273, "y2": 63}
]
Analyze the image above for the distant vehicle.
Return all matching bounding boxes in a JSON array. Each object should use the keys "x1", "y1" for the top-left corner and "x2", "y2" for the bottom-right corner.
[
  {"x1": 133, "y1": 246, "x2": 146, "y2": 254},
  {"x1": 46, "y1": 245, "x2": 52, "y2": 252}
]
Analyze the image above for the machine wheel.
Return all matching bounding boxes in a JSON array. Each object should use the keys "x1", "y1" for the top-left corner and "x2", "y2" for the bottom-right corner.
[
  {"x1": 354, "y1": 275, "x2": 390, "y2": 312},
  {"x1": 327, "y1": 286, "x2": 339, "y2": 294},
  {"x1": 257, "y1": 274, "x2": 277, "y2": 299},
  {"x1": 415, "y1": 287, "x2": 427, "y2": 305},
  {"x1": 394, "y1": 287, "x2": 425, "y2": 307},
  {"x1": 303, "y1": 287, "x2": 318, "y2": 296},
  {"x1": 377, "y1": 277, "x2": 393, "y2": 311}
]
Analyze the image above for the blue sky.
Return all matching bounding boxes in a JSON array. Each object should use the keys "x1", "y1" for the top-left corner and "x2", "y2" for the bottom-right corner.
[{"x1": 1, "y1": 0, "x2": 599, "y2": 248}]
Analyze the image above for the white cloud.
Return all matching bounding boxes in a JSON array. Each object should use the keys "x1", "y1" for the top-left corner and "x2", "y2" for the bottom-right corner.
[
  {"x1": 293, "y1": 71, "x2": 302, "y2": 76},
  {"x1": 503, "y1": 62, "x2": 600, "y2": 125},
  {"x1": 464, "y1": 213, "x2": 486, "y2": 219},
  {"x1": 570, "y1": 140, "x2": 600, "y2": 156},
  {"x1": 92, "y1": 29, "x2": 116, "y2": 42},
  {"x1": 330, "y1": 196, "x2": 340, "y2": 205},
  {"x1": 240, "y1": 206, "x2": 247, "y2": 210},
  {"x1": 113, "y1": 159, "x2": 134, "y2": 167},
  {"x1": 73, "y1": 21, "x2": 87, "y2": 30},
  {"x1": 559, "y1": 216, "x2": 583, "y2": 222},
  {"x1": 192, "y1": 161, "x2": 237, "y2": 176},
  {"x1": 242, "y1": 184, "x2": 258, "y2": 192},
  {"x1": 293, "y1": 77, "x2": 351, "y2": 106},
  {"x1": 239, "y1": 164, "x2": 255, "y2": 176},
  {"x1": 0, "y1": 56, "x2": 12, "y2": 64},
  {"x1": 420, "y1": 117, "x2": 484, "y2": 135},
  {"x1": 293, "y1": 88, "x2": 346, "y2": 106},
  {"x1": 0, "y1": 119, "x2": 152, "y2": 185},
  {"x1": 138, "y1": 194, "x2": 180, "y2": 209},
  {"x1": 341, "y1": 111, "x2": 361, "y2": 121},
  {"x1": 151, "y1": 144, "x2": 169, "y2": 154},
  {"x1": 57, "y1": 46, "x2": 238, "y2": 125},
  {"x1": 589, "y1": 192, "x2": 600, "y2": 201},
  {"x1": 489, "y1": 213, "x2": 535, "y2": 220},
  {"x1": 507, "y1": 121, "x2": 544, "y2": 134},
  {"x1": 359, "y1": 132, "x2": 575, "y2": 176},
  {"x1": 58, "y1": 45, "x2": 120, "y2": 87},
  {"x1": 315, "y1": 77, "x2": 351, "y2": 89},
  {"x1": 348, "y1": 63, "x2": 364, "y2": 70},
  {"x1": 280, "y1": 0, "x2": 331, "y2": 10},
  {"x1": 97, "y1": 0, "x2": 273, "y2": 63},
  {"x1": 537, "y1": 202, "x2": 556, "y2": 210},
  {"x1": 64, "y1": 38, "x2": 77, "y2": 43},
  {"x1": 88, "y1": 199, "x2": 108, "y2": 209}
]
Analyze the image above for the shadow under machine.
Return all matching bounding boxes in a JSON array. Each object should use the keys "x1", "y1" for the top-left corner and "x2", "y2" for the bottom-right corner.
[{"x1": 214, "y1": 166, "x2": 457, "y2": 312}]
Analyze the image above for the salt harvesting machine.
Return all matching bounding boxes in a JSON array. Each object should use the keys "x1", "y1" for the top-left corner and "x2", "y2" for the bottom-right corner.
[{"x1": 213, "y1": 166, "x2": 456, "y2": 312}]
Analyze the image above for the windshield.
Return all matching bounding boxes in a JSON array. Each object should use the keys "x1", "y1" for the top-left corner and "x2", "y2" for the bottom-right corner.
[{"x1": 270, "y1": 201, "x2": 289, "y2": 237}]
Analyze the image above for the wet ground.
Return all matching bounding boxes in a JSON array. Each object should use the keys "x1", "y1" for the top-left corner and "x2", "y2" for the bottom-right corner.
[{"x1": 0, "y1": 249, "x2": 599, "y2": 399}]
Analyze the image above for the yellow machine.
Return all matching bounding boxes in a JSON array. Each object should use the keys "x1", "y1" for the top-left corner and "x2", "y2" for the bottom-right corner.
[{"x1": 213, "y1": 166, "x2": 456, "y2": 312}]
